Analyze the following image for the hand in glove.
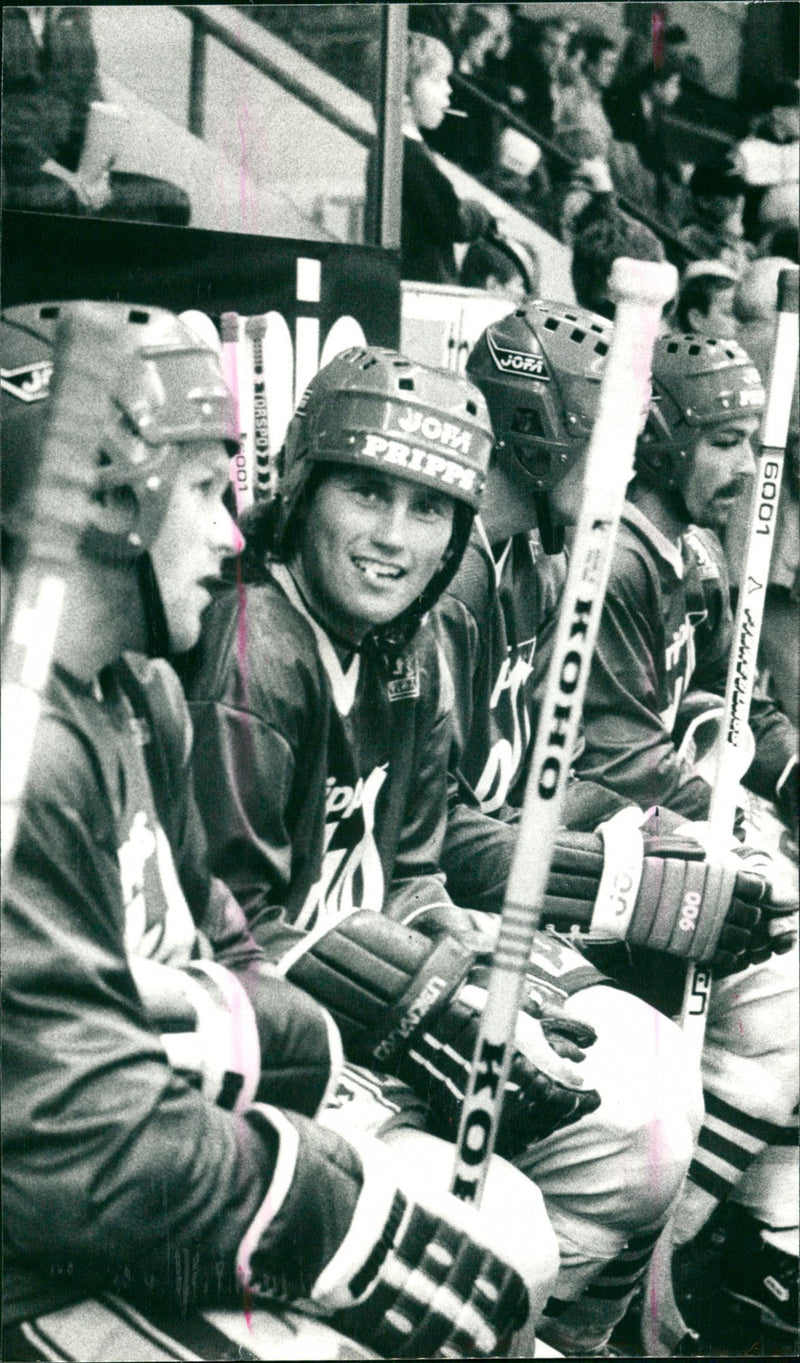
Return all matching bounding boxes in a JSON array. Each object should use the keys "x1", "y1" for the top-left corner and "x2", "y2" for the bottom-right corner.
[
  {"x1": 284, "y1": 910, "x2": 600, "y2": 1160},
  {"x1": 239, "y1": 1107, "x2": 529, "y2": 1359}
]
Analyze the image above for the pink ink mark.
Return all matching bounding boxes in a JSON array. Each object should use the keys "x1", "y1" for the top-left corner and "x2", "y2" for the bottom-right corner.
[{"x1": 651, "y1": 7, "x2": 666, "y2": 71}]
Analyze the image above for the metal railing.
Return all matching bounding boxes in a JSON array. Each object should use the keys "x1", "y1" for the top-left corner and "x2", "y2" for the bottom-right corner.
[{"x1": 448, "y1": 70, "x2": 702, "y2": 268}]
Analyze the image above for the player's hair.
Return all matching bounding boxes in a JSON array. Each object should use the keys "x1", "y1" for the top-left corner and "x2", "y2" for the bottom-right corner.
[
  {"x1": 568, "y1": 27, "x2": 617, "y2": 68},
  {"x1": 461, "y1": 237, "x2": 539, "y2": 296},
  {"x1": 676, "y1": 273, "x2": 736, "y2": 333},
  {"x1": 571, "y1": 204, "x2": 665, "y2": 318}
]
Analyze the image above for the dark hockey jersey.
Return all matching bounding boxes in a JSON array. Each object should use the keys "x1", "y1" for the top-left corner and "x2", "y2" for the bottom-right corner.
[
  {"x1": 185, "y1": 565, "x2": 456, "y2": 961},
  {"x1": 435, "y1": 522, "x2": 627, "y2": 917},
  {"x1": 3, "y1": 654, "x2": 331, "y2": 1323},
  {"x1": 569, "y1": 500, "x2": 798, "y2": 818}
]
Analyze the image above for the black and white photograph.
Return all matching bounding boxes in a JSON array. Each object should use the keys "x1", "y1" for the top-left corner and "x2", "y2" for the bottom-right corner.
[{"x1": 2, "y1": 4, "x2": 798, "y2": 1359}]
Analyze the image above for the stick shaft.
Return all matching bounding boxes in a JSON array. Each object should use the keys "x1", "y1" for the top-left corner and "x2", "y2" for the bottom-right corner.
[
  {"x1": 680, "y1": 269, "x2": 799, "y2": 1047},
  {"x1": 450, "y1": 259, "x2": 677, "y2": 1205}
]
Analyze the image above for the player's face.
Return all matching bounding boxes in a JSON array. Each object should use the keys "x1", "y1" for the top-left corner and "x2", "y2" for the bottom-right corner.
[
  {"x1": 410, "y1": 53, "x2": 453, "y2": 129},
  {"x1": 682, "y1": 418, "x2": 759, "y2": 529},
  {"x1": 149, "y1": 442, "x2": 240, "y2": 652},
  {"x1": 699, "y1": 287, "x2": 737, "y2": 340},
  {"x1": 548, "y1": 447, "x2": 589, "y2": 526},
  {"x1": 293, "y1": 466, "x2": 455, "y2": 644}
]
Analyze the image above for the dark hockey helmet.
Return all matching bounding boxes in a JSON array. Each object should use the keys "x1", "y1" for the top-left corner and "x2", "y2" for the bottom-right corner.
[
  {"x1": 275, "y1": 346, "x2": 494, "y2": 630},
  {"x1": 1, "y1": 301, "x2": 237, "y2": 564},
  {"x1": 637, "y1": 333, "x2": 765, "y2": 490},
  {"x1": 466, "y1": 301, "x2": 614, "y2": 551}
]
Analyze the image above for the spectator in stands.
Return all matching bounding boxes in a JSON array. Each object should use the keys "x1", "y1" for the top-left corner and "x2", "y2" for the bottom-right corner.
[
  {"x1": 618, "y1": 59, "x2": 686, "y2": 218},
  {"x1": 678, "y1": 161, "x2": 754, "y2": 275},
  {"x1": 400, "y1": 21, "x2": 493, "y2": 284},
  {"x1": 504, "y1": 16, "x2": 569, "y2": 138},
  {"x1": 736, "y1": 81, "x2": 800, "y2": 248},
  {"x1": 675, "y1": 260, "x2": 739, "y2": 339},
  {"x1": 425, "y1": 7, "x2": 500, "y2": 180},
  {"x1": 2, "y1": 6, "x2": 190, "y2": 225},
  {"x1": 460, "y1": 234, "x2": 540, "y2": 303},
  {"x1": 570, "y1": 198, "x2": 666, "y2": 320}
]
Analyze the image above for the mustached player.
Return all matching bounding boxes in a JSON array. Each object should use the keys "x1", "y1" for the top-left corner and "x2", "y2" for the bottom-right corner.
[
  {"x1": 564, "y1": 332, "x2": 798, "y2": 1346},
  {"x1": 434, "y1": 301, "x2": 794, "y2": 1354},
  {"x1": 1, "y1": 306, "x2": 540, "y2": 1362}
]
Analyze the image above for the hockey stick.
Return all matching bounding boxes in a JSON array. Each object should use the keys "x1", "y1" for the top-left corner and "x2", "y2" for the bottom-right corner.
[
  {"x1": 679, "y1": 263, "x2": 800, "y2": 1047},
  {"x1": 450, "y1": 257, "x2": 678, "y2": 1207},
  {"x1": 1, "y1": 302, "x2": 125, "y2": 880},
  {"x1": 642, "y1": 265, "x2": 799, "y2": 1358},
  {"x1": 244, "y1": 314, "x2": 273, "y2": 503}
]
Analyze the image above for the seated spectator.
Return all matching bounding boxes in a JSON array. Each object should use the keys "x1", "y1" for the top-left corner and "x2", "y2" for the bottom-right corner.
[
  {"x1": 425, "y1": 7, "x2": 501, "y2": 179},
  {"x1": 570, "y1": 197, "x2": 665, "y2": 319},
  {"x1": 460, "y1": 233, "x2": 540, "y2": 303},
  {"x1": 678, "y1": 160, "x2": 754, "y2": 275},
  {"x1": 400, "y1": 21, "x2": 493, "y2": 283},
  {"x1": 504, "y1": 16, "x2": 569, "y2": 138},
  {"x1": 2, "y1": 6, "x2": 190, "y2": 226},
  {"x1": 620, "y1": 60, "x2": 686, "y2": 218},
  {"x1": 735, "y1": 81, "x2": 799, "y2": 245},
  {"x1": 675, "y1": 260, "x2": 739, "y2": 338}
]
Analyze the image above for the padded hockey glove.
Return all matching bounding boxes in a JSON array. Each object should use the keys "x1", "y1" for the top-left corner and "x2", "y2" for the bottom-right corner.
[
  {"x1": 283, "y1": 911, "x2": 600, "y2": 1158},
  {"x1": 538, "y1": 807, "x2": 797, "y2": 978},
  {"x1": 130, "y1": 956, "x2": 341, "y2": 1116},
  {"x1": 238, "y1": 1107, "x2": 529, "y2": 1359}
]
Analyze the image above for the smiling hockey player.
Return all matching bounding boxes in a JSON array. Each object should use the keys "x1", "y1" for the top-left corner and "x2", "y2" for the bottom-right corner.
[
  {"x1": 433, "y1": 300, "x2": 796, "y2": 1354},
  {"x1": 1, "y1": 305, "x2": 544, "y2": 1363}
]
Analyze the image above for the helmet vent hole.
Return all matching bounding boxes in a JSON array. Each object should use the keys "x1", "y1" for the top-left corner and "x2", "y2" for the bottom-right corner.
[
  {"x1": 40, "y1": 305, "x2": 60, "y2": 319},
  {"x1": 688, "y1": 344, "x2": 701, "y2": 356},
  {"x1": 666, "y1": 341, "x2": 679, "y2": 353},
  {"x1": 544, "y1": 317, "x2": 560, "y2": 331},
  {"x1": 571, "y1": 327, "x2": 586, "y2": 343},
  {"x1": 128, "y1": 309, "x2": 150, "y2": 325},
  {"x1": 590, "y1": 322, "x2": 604, "y2": 334},
  {"x1": 361, "y1": 356, "x2": 378, "y2": 370},
  {"x1": 594, "y1": 340, "x2": 609, "y2": 356},
  {"x1": 398, "y1": 377, "x2": 414, "y2": 391},
  {"x1": 466, "y1": 399, "x2": 478, "y2": 415}
]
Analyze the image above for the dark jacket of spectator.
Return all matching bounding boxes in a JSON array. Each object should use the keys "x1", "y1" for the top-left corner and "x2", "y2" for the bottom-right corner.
[
  {"x1": 2, "y1": 7, "x2": 100, "y2": 185},
  {"x1": 401, "y1": 133, "x2": 490, "y2": 283},
  {"x1": 2, "y1": 5, "x2": 190, "y2": 225}
]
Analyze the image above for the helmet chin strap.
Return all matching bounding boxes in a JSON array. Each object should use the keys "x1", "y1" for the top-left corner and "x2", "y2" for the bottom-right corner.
[
  {"x1": 534, "y1": 492, "x2": 565, "y2": 555},
  {"x1": 136, "y1": 553, "x2": 172, "y2": 659}
]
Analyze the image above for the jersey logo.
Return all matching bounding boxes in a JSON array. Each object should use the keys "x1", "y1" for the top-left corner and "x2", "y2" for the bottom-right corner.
[
  {"x1": 386, "y1": 654, "x2": 421, "y2": 702},
  {"x1": 297, "y1": 764, "x2": 388, "y2": 930},
  {"x1": 486, "y1": 332, "x2": 549, "y2": 381},
  {"x1": 1, "y1": 360, "x2": 53, "y2": 403},
  {"x1": 475, "y1": 641, "x2": 535, "y2": 813}
]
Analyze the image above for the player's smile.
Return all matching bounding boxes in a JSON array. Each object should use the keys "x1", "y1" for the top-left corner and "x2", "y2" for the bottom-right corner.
[{"x1": 292, "y1": 465, "x2": 454, "y2": 643}]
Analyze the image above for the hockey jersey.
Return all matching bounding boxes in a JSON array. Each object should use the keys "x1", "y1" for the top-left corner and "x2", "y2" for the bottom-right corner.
[
  {"x1": 3, "y1": 654, "x2": 332, "y2": 1323},
  {"x1": 184, "y1": 565, "x2": 456, "y2": 960},
  {"x1": 568, "y1": 500, "x2": 798, "y2": 818}
]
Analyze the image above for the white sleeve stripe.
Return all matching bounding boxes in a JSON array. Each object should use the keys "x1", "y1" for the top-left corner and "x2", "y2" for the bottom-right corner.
[{"x1": 236, "y1": 1105, "x2": 301, "y2": 1288}]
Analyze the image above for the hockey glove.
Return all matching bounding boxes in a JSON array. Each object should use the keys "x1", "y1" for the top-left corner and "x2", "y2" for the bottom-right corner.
[
  {"x1": 538, "y1": 807, "x2": 797, "y2": 978},
  {"x1": 130, "y1": 956, "x2": 341, "y2": 1116},
  {"x1": 238, "y1": 1107, "x2": 529, "y2": 1359},
  {"x1": 284, "y1": 911, "x2": 600, "y2": 1159}
]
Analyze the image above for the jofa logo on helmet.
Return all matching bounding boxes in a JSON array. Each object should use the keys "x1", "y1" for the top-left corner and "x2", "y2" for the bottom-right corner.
[
  {"x1": 394, "y1": 408, "x2": 473, "y2": 455},
  {"x1": 1, "y1": 360, "x2": 53, "y2": 403},
  {"x1": 487, "y1": 332, "x2": 549, "y2": 381}
]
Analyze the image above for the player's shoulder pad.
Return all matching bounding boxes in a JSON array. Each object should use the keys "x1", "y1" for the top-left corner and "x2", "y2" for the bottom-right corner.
[{"x1": 444, "y1": 527, "x2": 495, "y2": 622}]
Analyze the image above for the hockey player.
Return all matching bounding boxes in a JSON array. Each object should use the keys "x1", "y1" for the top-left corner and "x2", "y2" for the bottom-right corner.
[
  {"x1": 434, "y1": 299, "x2": 797, "y2": 1353},
  {"x1": 184, "y1": 344, "x2": 703, "y2": 1358},
  {"x1": 566, "y1": 330, "x2": 799, "y2": 1343},
  {"x1": 1, "y1": 303, "x2": 545, "y2": 1363}
]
